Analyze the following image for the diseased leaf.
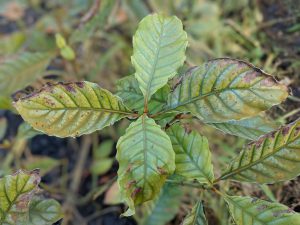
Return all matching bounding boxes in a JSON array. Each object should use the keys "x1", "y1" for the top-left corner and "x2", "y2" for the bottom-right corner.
[
  {"x1": 14, "y1": 82, "x2": 133, "y2": 138},
  {"x1": 116, "y1": 74, "x2": 170, "y2": 114},
  {"x1": 0, "y1": 52, "x2": 52, "y2": 96},
  {"x1": 28, "y1": 198, "x2": 62, "y2": 225},
  {"x1": 220, "y1": 120, "x2": 300, "y2": 183},
  {"x1": 182, "y1": 201, "x2": 208, "y2": 225},
  {"x1": 132, "y1": 13, "x2": 187, "y2": 101},
  {"x1": 116, "y1": 115, "x2": 175, "y2": 216},
  {"x1": 167, "y1": 123, "x2": 214, "y2": 184},
  {"x1": 208, "y1": 114, "x2": 279, "y2": 140},
  {"x1": 0, "y1": 170, "x2": 40, "y2": 224},
  {"x1": 225, "y1": 195, "x2": 300, "y2": 225},
  {"x1": 166, "y1": 59, "x2": 288, "y2": 122},
  {"x1": 141, "y1": 183, "x2": 182, "y2": 225}
]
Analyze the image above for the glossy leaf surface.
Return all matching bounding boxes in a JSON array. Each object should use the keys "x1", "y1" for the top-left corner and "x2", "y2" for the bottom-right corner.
[
  {"x1": 0, "y1": 52, "x2": 52, "y2": 96},
  {"x1": 208, "y1": 114, "x2": 279, "y2": 140},
  {"x1": 225, "y1": 195, "x2": 300, "y2": 225},
  {"x1": 141, "y1": 183, "x2": 182, "y2": 225},
  {"x1": 220, "y1": 120, "x2": 300, "y2": 183},
  {"x1": 167, "y1": 123, "x2": 214, "y2": 183},
  {"x1": 116, "y1": 74, "x2": 170, "y2": 114},
  {"x1": 182, "y1": 201, "x2": 208, "y2": 225},
  {"x1": 116, "y1": 115, "x2": 175, "y2": 216},
  {"x1": 166, "y1": 59, "x2": 288, "y2": 122},
  {"x1": 14, "y1": 82, "x2": 132, "y2": 137},
  {"x1": 132, "y1": 13, "x2": 187, "y2": 101}
]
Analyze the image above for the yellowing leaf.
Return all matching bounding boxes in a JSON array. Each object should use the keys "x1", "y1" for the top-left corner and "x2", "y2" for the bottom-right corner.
[
  {"x1": 14, "y1": 82, "x2": 133, "y2": 138},
  {"x1": 167, "y1": 123, "x2": 214, "y2": 184},
  {"x1": 220, "y1": 120, "x2": 300, "y2": 184},
  {"x1": 0, "y1": 170, "x2": 40, "y2": 224},
  {"x1": 166, "y1": 59, "x2": 288, "y2": 122},
  {"x1": 225, "y1": 195, "x2": 300, "y2": 225},
  {"x1": 132, "y1": 13, "x2": 187, "y2": 101},
  {"x1": 116, "y1": 115, "x2": 175, "y2": 216}
]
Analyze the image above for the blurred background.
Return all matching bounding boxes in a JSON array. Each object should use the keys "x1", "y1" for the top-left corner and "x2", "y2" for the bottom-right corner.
[{"x1": 0, "y1": 0, "x2": 299, "y2": 224}]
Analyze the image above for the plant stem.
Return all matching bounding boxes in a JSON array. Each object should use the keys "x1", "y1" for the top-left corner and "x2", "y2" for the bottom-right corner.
[{"x1": 166, "y1": 179, "x2": 206, "y2": 189}]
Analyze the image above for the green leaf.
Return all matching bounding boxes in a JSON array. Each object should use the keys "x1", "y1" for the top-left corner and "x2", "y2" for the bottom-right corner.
[
  {"x1": 0, "y1": 96, "x2": 12, "y2": 110},
  {"x1": 0, "y1": 32, "x2": 26, "y2": 55},
  {"x1": 116, "y1": 115, "x2": 175, "y2": 216},
  {"x1": 91, "y1": 158, "x2": 113, "y2": 175},
  {"x1": 23, "y1": 156, "x2": 60, "y2": 176},
  {"x1": 132, "y1": 13, "x2": 187, "y2": 101},
  {"x1": 208, "y1": 114, "x2": 279, "y2": 140},
  {"x1": 182, "y1": 201, "x2": 208, "y2": 225},
  {"x1": 141, "y1": 183, "x2": 182, "y2": 225},
  {"x1": 225, "y1": 195, "x2": 300, "y2": 225},
  {"x1": 116, "y1": 74, "x2": 170, "y2": 114},
  {"x1": 14, "y1": 82, "x2": 132, "y2": 138},
  {"x1": 219, "y1": 120, "x2": 300, "y2": 183},
  {"x1": 0, "y1": 52, "x2": 52, "y2": 96},
  {"x1": 167, "y1": 123, "x2": 214, "y2": 184},
  {"x1": 0, "y1": 118, "x2": 7, "y2": 141},
  {"x1": 70, "y1": 0, "x2": 116, "y2": 43},
  {"x1": 166, "y1": 59, "x2": 288, "y2": 123},
  {"x1": 16, "y1": 122, "x2": 41, "y2": 140},
  {"x1": 95, "y1": 140, "x2": 114, "y2": 158},
  {"x1": 0, "y1": 170, "x2": 40, "y2": 224},
  {"x1": 28, "y1": 198, "x2": 62, "y2": 225}
]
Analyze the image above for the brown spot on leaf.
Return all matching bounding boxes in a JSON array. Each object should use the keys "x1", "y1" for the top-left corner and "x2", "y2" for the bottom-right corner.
[
  {"x1": 157, "y1": 167, "x2": 168, "y2": 175},
  {"x1": 282, "y1": 126, "x2": 290, "y2": 135},
  {"x1": 75, "y1": 81, "x2": 85, "y2": 88},
  {"x1": 244, "y1": 72, "x2": 258, "y2": 83},
  {"x1": 256, "y1": 204, "x2": 268, "y2": 211},
  {"x1": 273, "y1": 209, "x2": 294, "y2": 217},
  {"x1": 131, "y1": 187, "x2": 141, "y2": 199},
  {"x1": 262, "y1": 77, "x2": 276, "y2": 87},
  {"x1": 126, "y1": 180, "x2": 136, "y2": 189},
  {"x1": 64, "y1": 84, "x2": 76, "y2": 93}
]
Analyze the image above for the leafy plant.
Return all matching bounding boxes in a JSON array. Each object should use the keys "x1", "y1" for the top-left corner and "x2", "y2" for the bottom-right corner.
[{"x1": 13, "y1": 13, "x2": 300, "y2": 224}]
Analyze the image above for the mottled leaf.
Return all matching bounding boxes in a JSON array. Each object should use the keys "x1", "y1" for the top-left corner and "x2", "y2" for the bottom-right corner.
[
  {"x1": 116, "y1": 115, "x2": 175, "y2": 216},
  {"x1": 141, "y1": 183, "x2": 182, "y2": 225},
  {"x1": 116, "y1": 74, "x2": 170, "y2": 114},
  {"x1": 14, "y1": 82, "x2": 132, "y2": 138},
  {"x1": 208, "y1": 114, "x2": 279, "y2": 140},
  {"x1": 0, "y1": 52, "x2": 52, "y2": 96},
  {"x1": 220, "y1": 120, "x2": 300, "y2": 183},
  {"x1": 166, "y1": 59, "x2": 288, "y2": 122},
  {"x1": 28, "y1": 198, "x2": 62, "y2": 225},
  {"x1": 225, "y1": 195, "x2": 300, "y2": 225},
  {"x1": 182, "y1": 201, "x2": 208, "y2": 225},
  {"x1": 0, "y1": 170, "x2": 40, "y2": 224},
  {"x1": 167, "y1": 123, "x2": 214, "y2": 184},
  {"x1": 132, "y1": 13, "x2": 187, "y2": 101}
]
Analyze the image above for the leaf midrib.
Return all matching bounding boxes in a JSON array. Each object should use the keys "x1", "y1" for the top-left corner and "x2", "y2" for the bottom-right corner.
[
  {"x1": 23, "y1": 106, "x2": 133, "y2": 115},
  {"x1": 220, "y1": 125, "x2": 298, "y2": 181}
]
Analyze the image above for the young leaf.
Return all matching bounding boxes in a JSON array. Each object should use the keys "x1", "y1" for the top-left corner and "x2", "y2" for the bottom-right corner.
[
  {"x1": 28, "y1": 199, "x2": 62, "y2": 225},
  {"x1": 14, "y1": 82, "x2": 133, "y2": 138},
  {"x1": 116, "y1": 115, "x2": 175, "y2": 216},
  {"x1": 166, "y1": 59, "x2": 288, "y2": 123},
  {"x1": 0, "y1": 170, "x2": 40, "y2": 224},
  {"x1": 0, "y1": 52, "x2": 52, "y2": 96},
  {"x1": 225, "y1": 195, "x2": 300, "y2": 225},
  {"x1": 132, "y1": 13, "x2": 187, "y2": 102},
  {"x1": 167, "y1": 123, "x2": 214, "y2": 184},
  {"x1": 219, "y1": 120, "x2": 300, "y2": 184},
  {"x1": 116, "y1": 74, "x2": 170, "y2": 114},
  {"x1": 182, "y1": 201, "x2": 208, "y2": 225},
  {"x1": 141, "y1": 183, "x2": 182, "y2": 225},
  {"x1": 208, "y1": 114, "x2": 279, "y2": 140}
]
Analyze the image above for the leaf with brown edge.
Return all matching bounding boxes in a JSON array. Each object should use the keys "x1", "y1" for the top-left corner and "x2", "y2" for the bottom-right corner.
[
  {"x1": 219, "y1": 120, "x2": 300, "y2": 184},
  {"x1": 166, "y1": 58, "x2": 288, "y2": 123},
  {"x1": 0, "y1": 169, "x2": 40, "y2": 224},
  {"x1": 116, "y1": 115, "x2": 175, "y2": 216},
  {"x1": 14, "y1": 81, "x2": 133, "y2": 138}
]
